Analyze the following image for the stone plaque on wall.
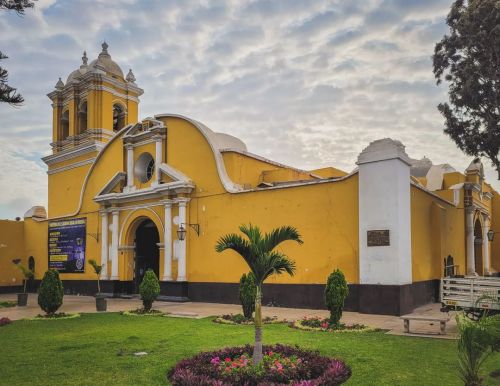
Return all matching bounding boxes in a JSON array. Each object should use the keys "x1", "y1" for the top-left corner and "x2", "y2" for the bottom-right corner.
[{"x1": 367, "y1": 230, "x2": 390, "y2": 246}]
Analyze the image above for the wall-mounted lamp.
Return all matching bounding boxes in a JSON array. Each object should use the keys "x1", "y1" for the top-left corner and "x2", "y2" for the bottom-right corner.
[
  {"x1": 487, "y1": 229, "x2": 498, "y2": 242},
  {"x1": 177, "y1": 223, "x2": 200, "y2": 241}
]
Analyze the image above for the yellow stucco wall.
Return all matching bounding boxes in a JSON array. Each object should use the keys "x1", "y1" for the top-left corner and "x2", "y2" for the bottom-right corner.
[
  {"x1": 491, "y1": 193, "x2": 500, "y2": 271},
  {"x1": 0, "y1": 220, "x2": 25, "y2": 287},
  {"x1": 410, "y1": 186, "x2": 466, "y2": 281},
  {"x1": 187, "y1": 176, "x2": 360, "y2": 284}
]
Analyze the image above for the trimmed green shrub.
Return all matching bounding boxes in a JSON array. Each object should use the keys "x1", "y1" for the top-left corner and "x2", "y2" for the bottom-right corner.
[
  {"x1": 139, "y1": 269, "x2": 160, "y2": 311},
  {"x1": 239, "y1": 272, "x2": 256, "y2": 319},
  {"x1": 324, "y1": 269, "x2": 349, "y2": 326},
  {"x1": 37, "y1": 270, "x2": 64, "y2": 315}
]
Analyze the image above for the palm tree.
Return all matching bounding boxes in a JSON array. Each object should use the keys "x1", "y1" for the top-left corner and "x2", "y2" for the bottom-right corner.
[{"x1": 215, "y1": 224, "x2": 303, "y2": 364}]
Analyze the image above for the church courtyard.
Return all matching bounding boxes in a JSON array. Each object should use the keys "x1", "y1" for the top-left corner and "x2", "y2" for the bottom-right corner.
[{"x1": 0, "y1": 296, "x2": 498, "y2": 386}]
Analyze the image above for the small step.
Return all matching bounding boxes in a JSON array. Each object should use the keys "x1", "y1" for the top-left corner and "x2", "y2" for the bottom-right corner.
[
  {"x1": 157, "y1": 295, "x2": 189, "y2": 303},
  {"x1": 167, "y1": 311, "x2": 200, "y2": 318}
]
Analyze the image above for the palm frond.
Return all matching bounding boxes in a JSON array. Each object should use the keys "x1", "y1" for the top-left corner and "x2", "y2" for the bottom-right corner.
[
  {"x1": 215, "y1": 233, "x2": 258, "y2": 274},
  {"x1": 239, "y1": 224, "x2": 262, "y2": 246},
  {"x1": 261, "y1": 251, "x2": 296, "y2": 283},
  {"x1": 262, "y1": 225, "x2": 303, "y2": 252}
]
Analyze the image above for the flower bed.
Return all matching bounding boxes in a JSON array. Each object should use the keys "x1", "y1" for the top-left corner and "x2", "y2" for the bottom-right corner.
[
  {"x1": 0, "y1": 301, "x2": 16, "y2": 308},
  {"x1": 291, "y1": 316, "x2": 372, "y2": 333},
  {"x1": 121, "y1": 309, "x2": 164, "y2": 317},
  {"x1": 0, "y1": 317, "x2": 12, "y2": 326},
  {"x1": 168, "y1": 344, "x2": 351, "y2": 385},
  {"x1": 32, "y1": 313, "x2": 80, "y2": 320},
  {"x1": 213, "y1": 314, "x2": 283, "y2": 325}
]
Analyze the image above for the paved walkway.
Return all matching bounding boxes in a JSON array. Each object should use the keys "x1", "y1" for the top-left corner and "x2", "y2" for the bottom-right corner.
[{"x1": 0, "y1": 294, "x2": 458, "y2": 338}]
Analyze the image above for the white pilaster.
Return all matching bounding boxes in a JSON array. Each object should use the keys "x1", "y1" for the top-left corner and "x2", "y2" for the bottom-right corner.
[
  {"x1": 465, "y1": 207, "x2": 476, "y2": 276},
  {"x1": 162, "y1": 200, "x2": 173, "y2": 281},
  {"x1": 483, "y1": 215, "x2": 491, "y2": 275},
  {"x1": 100, "y1": 211, "x2": 109, "y2": 280},
  {"x1": 125, "y1": 144, "x2": 134, "y2": 192},
  {"x1": 110, "y1": 210, "x2": 119, "y2": 280},
  {"x1": 154, "y1": 134, "x2": 163, "y2": 186},
  {"x1": 176, "y1": 198, "x2": 190, "y2": 282},
  {"x1": 357, "y1": 138, "x2": 412, "y2": 285}
]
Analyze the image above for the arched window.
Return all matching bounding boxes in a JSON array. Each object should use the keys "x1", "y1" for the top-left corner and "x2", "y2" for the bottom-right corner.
[
  {"x1": 61, "y1": 110, "x2": 69, "y2": 140},
  {"x1": 112, "y1": 103, "x2": 126, "y2": 132},
  {"x1": 78, "y1": 100, "x2": 88, "y2": 134}
]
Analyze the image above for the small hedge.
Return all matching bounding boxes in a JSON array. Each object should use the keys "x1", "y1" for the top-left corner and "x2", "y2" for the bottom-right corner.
[
  {"x1": 38, "y1": 270, "x2": 64, "y2": 316},
  {"x1": 325, "y1": 269, "x2": 349, "y2": 326},
  {"x1": 239, "y1": 272, "x2": 256, "y2": 319},
  {"x1": 139, "y1": 269, "x2": 160, "y2": 311},
  {"x1": 168, "y1": 344, "x2": 351, "y2": 385}
]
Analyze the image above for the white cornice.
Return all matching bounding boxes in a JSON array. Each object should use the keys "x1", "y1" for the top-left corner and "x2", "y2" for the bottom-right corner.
[
  {"x1": 94, "y1": 181, "x2": 195, "y2": 205},
  {"x1": 155, "y1": 113, "x2": 243, "y2": 193},
  {"x1": 47, "y1": 158, "x2": 95, "y2": 175},
  {"x1": 43, "y1": 142, "x2": 104, "y2": 166}
]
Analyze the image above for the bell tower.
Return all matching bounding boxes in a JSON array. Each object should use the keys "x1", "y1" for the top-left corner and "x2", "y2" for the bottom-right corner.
[
  {"x1": 43, "y1": 43, "x2": 144, "y2": 217},
  {"x1": 46, "y1": 42, "x2": 143, "y2": 152}
]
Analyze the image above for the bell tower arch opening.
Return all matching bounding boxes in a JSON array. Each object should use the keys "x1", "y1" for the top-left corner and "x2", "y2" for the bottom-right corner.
[
  {"x1": 113, "y1": 102, "x2": 127, "y2": 132},
  {"x1": 78, "y1": 100, "x2": 88, "y2": 134},
  {"x1": 134, "y1": 218, "x2": 160, "y2": 292}
]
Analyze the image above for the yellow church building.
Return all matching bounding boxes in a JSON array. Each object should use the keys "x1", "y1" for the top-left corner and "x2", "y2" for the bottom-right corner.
[{"x1": 1, "y1": 43, "x2": 499, "y2": 315}]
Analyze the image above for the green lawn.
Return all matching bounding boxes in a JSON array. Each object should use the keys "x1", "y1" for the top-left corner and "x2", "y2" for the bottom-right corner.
[{"x1": 0, "y1": 313, "x2": 498, "y2": 385}]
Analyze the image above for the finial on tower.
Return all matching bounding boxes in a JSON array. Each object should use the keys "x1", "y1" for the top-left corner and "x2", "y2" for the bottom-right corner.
[
  {"x1": 126, "y1": 69, "x2": 136, "y2": 83},
  {"x1": 55, "y1": 77, "x2": 64, "y2": 90},
  {"x1": 82, "y1": 51, "x2": 88, "y2": 66},
  {"x1": 98, "y1": 41, "x2": 110, "y2": 59}
]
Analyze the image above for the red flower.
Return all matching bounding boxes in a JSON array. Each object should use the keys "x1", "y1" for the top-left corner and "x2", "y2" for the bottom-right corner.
[{"x1": 225, "y1": 357, "x2": 231, "y2": 362}]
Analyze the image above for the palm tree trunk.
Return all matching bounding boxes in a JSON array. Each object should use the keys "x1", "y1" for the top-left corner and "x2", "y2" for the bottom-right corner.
[
  {"x1": 97, "y1": 277, "x2": 101, "y2": 294},
  {"x1": 253, "y1": 284, "x2": 263, "y2": 364}
]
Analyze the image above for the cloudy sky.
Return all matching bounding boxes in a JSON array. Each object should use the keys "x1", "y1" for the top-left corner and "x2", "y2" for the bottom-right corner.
[{"x1": 0, "y1": 0, "x2": 497, "y2": 219}]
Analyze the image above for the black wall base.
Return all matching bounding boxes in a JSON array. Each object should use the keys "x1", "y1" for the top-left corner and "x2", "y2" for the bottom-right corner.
[
  {"x1": 186, "y1": 280, "x2": 439, "y2": 316},
  {"x1": 1, "y1": 279, "x2": 440, "y2": 316},
  {"x1": 0, "y1": 285, "x2": 22, "y2": 294}
]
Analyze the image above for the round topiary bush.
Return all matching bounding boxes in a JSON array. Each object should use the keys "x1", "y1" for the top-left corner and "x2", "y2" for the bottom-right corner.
[
  {"x1": 239, "y1": 272, "x2": 256, "y2": 319},
  {"x1": 139, "y1": 269, "x2": 160, "y2": 311},
  {"x1": 37, "y1": 269, "x2": 64, "y2": 316},
  {"x1": 168, "y1": 344, "x2": 351, "y2": 385},
  {"x1": 325, "y1": 269, "x2": 349, "y2": 326}
]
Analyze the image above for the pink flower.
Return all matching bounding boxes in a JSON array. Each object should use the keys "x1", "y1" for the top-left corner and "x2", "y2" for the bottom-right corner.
[{"x1": 224, "y1": 357, "x2": 231, "y2": 363}]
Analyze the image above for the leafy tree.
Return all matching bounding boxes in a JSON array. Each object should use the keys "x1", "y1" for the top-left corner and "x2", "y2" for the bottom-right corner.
[
  {"x1": 433, "y1": 0, "x2": 500, "y2": 179},
  {"x1": 37, "y1": 269, "x2": 64, "y2": 315},
  {"x1": 12, "y1": 261, "x2": 33, "y2": 294},
  {"x1": 324, "y1": 269, "x2": 349, "y2": 326},
  {"x1": 88, "y1": 259, "x2": 103, "y2": 294},
  {"x1": 239, "y1": 272, "x2": 257, "y2": 319},
  {"x1": 0, "y1": 0, "x2": 36, "y2": 106},
  {"x1": 216, "y1": 224, "x2": 303, "y2": 364},
  {"x1": 139, "y1": 269, "x2": 160, "y2": 312}
]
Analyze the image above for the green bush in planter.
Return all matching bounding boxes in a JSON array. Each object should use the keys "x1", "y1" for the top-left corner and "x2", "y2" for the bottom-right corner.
[
  {"x1": 139, "y1": 269, "x2": 160, "y2": 311},
  {"x1": 239, "y1": 272, "x2": 256, "y2": 319},
  {"x1": 38, "y1": 269, "x2": 64, "y2": 315},
  {"x1": 324, "y1": 269, "x2": 349, "y2": 326}
]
